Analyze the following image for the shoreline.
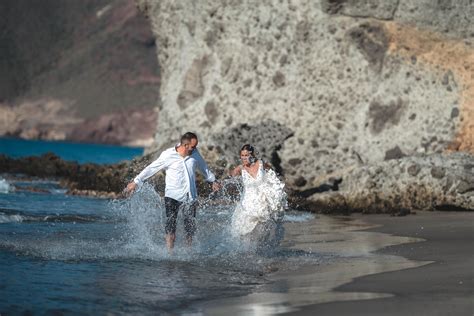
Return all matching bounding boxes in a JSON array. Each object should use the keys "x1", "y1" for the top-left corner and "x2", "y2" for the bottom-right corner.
[
  {"x1": 194, "y1": 214, "x2": 428, "y2": 314},
  {"x1": 292, "y1": 211, "x2": 474, "y2": 315},
  {"x1": 195, "y1": 211, "x2": 473, "y2": 315}
]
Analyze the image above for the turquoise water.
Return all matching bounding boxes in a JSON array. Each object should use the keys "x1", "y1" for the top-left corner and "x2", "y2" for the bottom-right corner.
[{"x1": 0, "y1": 137, "x2": 143, "y2": 164}]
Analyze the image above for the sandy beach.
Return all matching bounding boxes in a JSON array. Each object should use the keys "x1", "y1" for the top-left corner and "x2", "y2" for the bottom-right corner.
[
  {"x1": 291, "y1": 211, "x2": 474, "y2": 316},
  {"x1": 198, "y1": 211, "x2": 473, "y2": 315}
]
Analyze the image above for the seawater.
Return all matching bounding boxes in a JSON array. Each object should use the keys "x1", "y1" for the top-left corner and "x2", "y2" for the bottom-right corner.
[
  {"x1": 0, "y1": 137, "x2": 143, "y2": 164},
  {"x1": 0, "y1": 179, "x2": 321, "y2": 314}
]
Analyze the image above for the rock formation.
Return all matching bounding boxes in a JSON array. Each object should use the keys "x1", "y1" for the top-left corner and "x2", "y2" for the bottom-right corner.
[
  {"x1": 294, "y1": 152, "x2": 474, "y2": 213},
  {"x1": 134, "y1": 0, "x2": 473, "y2": 211}
]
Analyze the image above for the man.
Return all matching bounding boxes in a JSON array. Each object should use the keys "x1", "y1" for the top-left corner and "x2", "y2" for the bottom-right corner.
[{"x1": 124, "y1": 132, "x2": 219, "y2": 250}]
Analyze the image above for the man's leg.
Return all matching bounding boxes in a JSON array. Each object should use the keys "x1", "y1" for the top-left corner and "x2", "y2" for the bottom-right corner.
[
  {"x1": 183, "y1": 202, "x2": 197, "y2": 247},
  {"x1": 164, "y1": 197, "x2": 180, "y2": 251},
  {"x1": 165, "y1": 233, "x2": 176, "y2": 250}
]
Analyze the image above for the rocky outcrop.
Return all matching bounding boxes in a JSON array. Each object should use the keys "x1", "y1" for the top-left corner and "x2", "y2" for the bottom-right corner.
[
  {"x1": 127, "y1": 0, "x2": 474, "y2": 212},
  {"x1": 293, "y1": 153, "x2": 474, "y2": 213},
  {"x1": 0, "y1": 152, "x2": 214, "y2": 199},
  {"x1": 2, "y1": 150, "x2": 473, "y2": 212},
  {"x1": 137, "y1": 0, "x2": 473, "y2": 194},
  {"x1": 0, "y1": 102, "x2": 157, "y2": 146},
  {"x1": 211, "y1": 120, "x2": 294, "y2": 173}
]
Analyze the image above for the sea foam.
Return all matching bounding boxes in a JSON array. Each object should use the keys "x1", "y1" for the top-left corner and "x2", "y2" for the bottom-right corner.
[{"x1": 0, "y1": 178, "x2": 11, "y2": 194}]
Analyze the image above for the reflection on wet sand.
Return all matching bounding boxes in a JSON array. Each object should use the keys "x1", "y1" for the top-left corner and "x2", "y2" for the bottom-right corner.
[{"x1": 199, "y1": 215, "x2": 430, "y2": 315}]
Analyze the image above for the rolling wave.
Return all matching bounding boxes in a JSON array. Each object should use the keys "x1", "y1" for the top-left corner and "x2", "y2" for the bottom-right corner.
[{"x1": 0, "y1": 209, "x2": 109, "y2": 224}]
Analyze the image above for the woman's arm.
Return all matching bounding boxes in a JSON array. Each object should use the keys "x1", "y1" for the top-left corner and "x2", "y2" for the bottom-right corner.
[{"x1": 229, "y1": 165, "x2": 242, "y2": 177}]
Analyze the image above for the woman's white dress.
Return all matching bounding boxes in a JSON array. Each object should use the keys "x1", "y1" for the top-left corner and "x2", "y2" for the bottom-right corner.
[{"x1": 231, "y1": 160, "x2": 287, "y2": 238}]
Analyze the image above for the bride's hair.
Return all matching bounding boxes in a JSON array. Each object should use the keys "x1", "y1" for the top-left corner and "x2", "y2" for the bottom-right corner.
[{"x1": 240, "y1": 144, "x2": 257, "y2": 163}]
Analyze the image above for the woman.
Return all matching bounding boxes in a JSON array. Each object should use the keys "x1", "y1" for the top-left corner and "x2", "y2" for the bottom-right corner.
[{"x1": 228, "y1": 144, "x2": 287, "y2": 242}]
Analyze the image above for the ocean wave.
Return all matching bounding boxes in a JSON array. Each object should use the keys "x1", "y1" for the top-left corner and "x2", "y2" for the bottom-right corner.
[
  {"x1": 0, "y1": 214, "x2": 24, "y2": 223},
  {"x1": 0, "y1": 209, "x2": 108, "y2": 224},
  {"x1": 283, "y1": 212, "x2": 315, "y2": 222}
]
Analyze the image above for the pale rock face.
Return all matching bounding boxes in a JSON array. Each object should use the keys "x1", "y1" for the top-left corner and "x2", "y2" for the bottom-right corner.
[{"x1": 138, "y1": 0, "x2": 473, "y2": 190}]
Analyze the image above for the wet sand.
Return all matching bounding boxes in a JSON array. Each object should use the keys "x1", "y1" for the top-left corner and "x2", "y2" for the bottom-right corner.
[
  {"x1": 198, "y1": 212, "x2": 473, "y2": 315},
  {"x1": 291, "y1": 211, "x2": 474, "y2": 316}
]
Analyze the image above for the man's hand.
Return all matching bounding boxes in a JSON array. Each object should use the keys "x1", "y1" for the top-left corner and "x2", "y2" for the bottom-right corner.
[{"x1": 123, "y1": 181, "x2": 137, "y2": 197}]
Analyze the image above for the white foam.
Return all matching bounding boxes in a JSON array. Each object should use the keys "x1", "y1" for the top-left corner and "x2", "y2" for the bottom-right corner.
[
  {"x1": 0, "y1": 214, "x2": 24, "y2": 223},
  {"x1": 283, "y1": 212, "x2": 315, "y2": 222},
  {"x1": 0, "y1": 178, "x2": 11, "y2": 194}
]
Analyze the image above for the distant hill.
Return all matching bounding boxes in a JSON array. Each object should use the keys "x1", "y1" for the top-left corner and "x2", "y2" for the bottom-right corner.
[{"x1": 0, "y1": 0, "x2": 159, "y2": 146}]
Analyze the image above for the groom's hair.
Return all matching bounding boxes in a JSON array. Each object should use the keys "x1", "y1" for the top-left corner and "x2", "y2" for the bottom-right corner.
[{"x1": 181, "y1": 132, "x2": 198, "y2": 144}]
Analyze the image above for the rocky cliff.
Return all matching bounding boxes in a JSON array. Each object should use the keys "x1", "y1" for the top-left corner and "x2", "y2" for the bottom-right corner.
[
  {"x1": 131, "y1": 0, "x2": 474, "y2": 211},
  {"x1": 137, "y1": 1, "x2": 473, "y2": 185}
]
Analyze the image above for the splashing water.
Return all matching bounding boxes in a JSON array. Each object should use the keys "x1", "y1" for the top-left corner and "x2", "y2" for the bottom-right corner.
[
  {"x1": 0, "y1": 178, "x2": 11, "y2": 194},
  {"x1": 108, "y1": 179, "x2": 285, "y2": 261},
  {"x1": 109, "y1": 183, "x2": 168, "y2": 258},
  {"x1": 0, "y1": 177, "x2": 330, "y2": 314}
]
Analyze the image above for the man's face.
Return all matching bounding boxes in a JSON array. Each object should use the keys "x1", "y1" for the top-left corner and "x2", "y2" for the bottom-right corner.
[{"x1": 183, "y1": 138, "x2": 198, "y2": 156}]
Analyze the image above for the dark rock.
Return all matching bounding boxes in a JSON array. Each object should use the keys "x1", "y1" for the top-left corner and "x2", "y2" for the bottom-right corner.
[
  {"x1": 368, "y1": 98, "x2": 405, "y2": 134},
  {"x1": 347, "y1": 22, "x2": 388, "y2": 71},
  {"x1": 434, "y1": 204, "x2": 474, "y2": 212},
  {"x1": 457, "y1": 178, "x2": 474, "y2": 194},
  {"x1": 211, "y1": 119, "x2": 294, "y2": 174},
  {"x1": 288, "y1": 158, "x2": 302, "y2": 165},
  {"x1": 272, "y1": 71, "x2": 286, "y2": 87},
  {"x1": 390, "y1": 208, "x2": 411, "y2": 217},
  {"x1": 320, "y1": 0, "x2": 399, "y2": 20},
  {"x1": 442, "y1": 70, "x2": 454, "y2": 85},
  {"x1": 385, "y1": 146, "x2": 406, "y2": 160},
  {"x1": 464, "y1": 164, "x2": 474, "y2": 171},
  {"x1": 320, "y1": 0, "x2": 347, "y2": 14},
  {"x1": 295, "y1": 177, "x2": 342, "y2": 198},
  {"x1": 431, "y1": 166, "x2": 446, "y2": 179},
  {"x1": 204, "y1": 101, "x2": 219, "y2": 124},
  {"x1": 451, "y1": 107, "x2": 459, "y2": 119},
  {"x1": 294, "y1": 176, "x2": 307, "y2": 187}
]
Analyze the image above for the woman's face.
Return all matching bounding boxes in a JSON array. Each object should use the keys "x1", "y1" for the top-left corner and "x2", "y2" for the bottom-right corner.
[{"x1": 240, "y1": 150, "x2": 253, "y2": 166}]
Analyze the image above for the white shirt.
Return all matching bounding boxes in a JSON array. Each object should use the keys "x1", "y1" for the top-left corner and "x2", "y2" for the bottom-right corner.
[{"x1": 133, "y1": 147, "x2": 215, "y2": 202}]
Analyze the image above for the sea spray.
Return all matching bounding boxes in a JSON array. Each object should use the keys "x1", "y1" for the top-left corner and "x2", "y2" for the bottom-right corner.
[
  {"x1": 0, "y1": 175, "x2": 292, "y2": 263},
  {"x1": 0, "y1": 178, "x2": 11, "y2": 194},
  {"x1": 108, "y1": 183, "x2": 170, "y2": 258}
]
